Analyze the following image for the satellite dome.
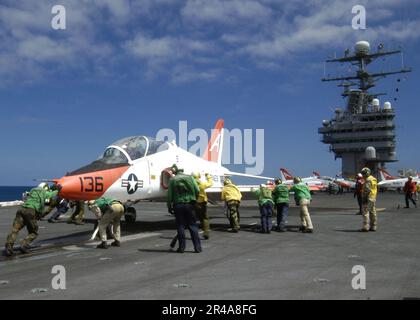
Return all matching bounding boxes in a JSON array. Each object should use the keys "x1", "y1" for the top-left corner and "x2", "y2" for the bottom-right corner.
[
  {"x1": 355, "y1": 41, "x2": 370, "y2": 56},
  {"x1": 365, "y1": 146, "x2": 376, "y2": 160},
  {"x1": 322, "y1": 120, "x2": 330, "y2": 127},
  {"x1": 383, "y1": 101, "x2": 392, "y2": 110}
]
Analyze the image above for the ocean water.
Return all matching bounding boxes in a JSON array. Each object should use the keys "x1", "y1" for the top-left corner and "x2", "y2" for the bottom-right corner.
[{"x1": 0, "y1": 186, "x2": 34, "y2": 202}]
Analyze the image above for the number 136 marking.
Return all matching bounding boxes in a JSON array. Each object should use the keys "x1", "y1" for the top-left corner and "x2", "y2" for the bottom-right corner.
[{"x1": 79, "y1": 177, "x2": 104, "y2": 192}]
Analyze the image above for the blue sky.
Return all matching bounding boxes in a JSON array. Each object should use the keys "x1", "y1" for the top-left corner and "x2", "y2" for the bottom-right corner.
[{"x1": 0, "y1": 0, "x2": 419, "y2": 185}]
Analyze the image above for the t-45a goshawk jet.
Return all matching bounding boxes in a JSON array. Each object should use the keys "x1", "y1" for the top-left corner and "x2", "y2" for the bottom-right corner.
[{"x1": 54, "y1": 119, "x2": 272, "y2": 222}]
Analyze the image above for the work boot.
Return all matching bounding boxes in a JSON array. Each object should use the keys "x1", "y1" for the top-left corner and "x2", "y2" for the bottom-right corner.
[
  {"x1": 111, "y1": 240, "x2": 121, "y2": 247},
  {"x1": 67, "y1": 219, "x2": 75, "y2": 224},
  {"x1": 360, "y1": 228, "x2": 369, "y2": 232},
  {"x1": 298, "y1": 226, "x2": 305, "y2": 232},
  {"x1": 303, "y1": 228, "x2": 313, "y2": 233},
  {"x1": 19, "y1": 245, "x2": 30, "y2": 254},
  {"x1": 96, "y1": 241, "x2": 109, "y2": 249},
  {"x1": 203, "y1": 234, "x2": 209, "y2": 240},
  {"x1": 176, "y1": 248, "x2": 184, "y2": 253},
  {"x1": 74, "y1": 220, "x2": 85, "y2": 225},
  {"x1": 5, "y1": 243, "x2": 13, "y2": 257},
  {"x1": 369, "y1": 227, "x2": 377, "y2": 232},
  {"x1": 194, "y1": 248, "x2": 202, "y2": 253},
  {"x1": 48, "y1": 218, "x2": 56, "y2": 223}
]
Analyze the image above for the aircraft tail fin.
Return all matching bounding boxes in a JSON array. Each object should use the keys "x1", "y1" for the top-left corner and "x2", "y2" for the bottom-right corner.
[
  {"x1": 379, "y1": 168, "x2": 395, "y2": 180},
  {"x1": 280, "y1": 168, "x2": 294, "y2": 181},
  {"x1": 313, "y1": 171, "x2": 321, "y2": 177},
  {"x1": 203, "y1": 119, "x2": 224, "y2": 165},
  {"x1": 378, "y1": 169, "x2": 386, "y2": 182}
]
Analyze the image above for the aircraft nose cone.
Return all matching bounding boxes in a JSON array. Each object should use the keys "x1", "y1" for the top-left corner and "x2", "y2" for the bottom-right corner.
[{"x1": 57, "y1": 176, "x2": 94, "y2": 200}]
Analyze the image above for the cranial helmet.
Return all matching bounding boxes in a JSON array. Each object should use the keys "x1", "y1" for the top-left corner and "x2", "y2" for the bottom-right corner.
[
  {"x1": 361, "y1": 167, "x2": 371, "y2": 176},
  {"x1": 38, "y1": 182, "x2": 49, "y2": 191}
]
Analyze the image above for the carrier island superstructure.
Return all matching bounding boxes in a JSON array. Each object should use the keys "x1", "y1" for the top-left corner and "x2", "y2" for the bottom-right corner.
[{"x1": 318, "y1": 41, "x2": 411, "y2": 178}]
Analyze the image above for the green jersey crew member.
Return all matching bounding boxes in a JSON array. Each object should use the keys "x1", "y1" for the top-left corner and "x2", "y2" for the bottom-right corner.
[
  {"x1": 253, "y1": 184, "x2": 275, "y2": 233},
  {"x1": 290, "y1": 177, "x2": 314, "y2": 233},
  {"x1": 272, "y1": 179, "x2": 290, "y2": 232},
  {"x1": 167, "y1": 165, "x2": 202, "y2": 253},
  {"x1": 5, "y1": 183, "x2": 60, "y2": 256},
  {"x1": 88, "y1": 197, "x2": 125, "y2": 249}
]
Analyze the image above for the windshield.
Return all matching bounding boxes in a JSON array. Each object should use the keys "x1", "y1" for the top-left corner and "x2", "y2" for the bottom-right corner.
[
  {"x1": 67, "y1": 136, "x2": 170, "y2": 176},
  {"x1": 66, "y1": 147, "x2": 129, "y2": 176},
  {"x1": 147, "y1": 139, "x2": 169, "y2": 156},
  {"x1": 111, "y1": 136, "x2": 148, "y2": 160}
]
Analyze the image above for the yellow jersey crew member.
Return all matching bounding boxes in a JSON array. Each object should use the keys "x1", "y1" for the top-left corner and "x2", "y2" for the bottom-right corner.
[
  {"x1": 88, "y1": 197, "x2": 125, "y2": 249},
  {"x1": 221, "y1": 178, "x2": 242, "y2": 232},
  {"x1": 360, "y1": 167, "x2": 378, "y2": 232},
  {"x1": 193, "y1": 172, "x2": 213, "y2": 240},
  {"x1": 290, "y1": 177, "x2": 314, "y2": 233}
]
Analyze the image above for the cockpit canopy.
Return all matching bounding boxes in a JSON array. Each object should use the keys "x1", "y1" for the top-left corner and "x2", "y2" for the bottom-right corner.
[{"x1": 67, "y1": 136, "x2": 169, "y2": 176}]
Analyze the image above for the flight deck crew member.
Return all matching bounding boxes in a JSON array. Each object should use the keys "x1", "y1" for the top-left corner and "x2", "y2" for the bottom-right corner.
[
  {"x1": 193, "y1": 172, "x2": 213, "y2": 240},
  {"x1": 167, "y1": 165, "x2": 202, "y2": 253},
  {"x1": 290, "y1": 177, "x2": 314, "y2": 233},
  {"x1": 67, "y1": 200, "x2": 85, "y2": 225},
  {"x1": 416, "y1": 182, "x2": 420, "y2": 201},
  {"x1": 354, "y1": 173, "x2": 364, "y2": 215},
  {"x1": 253, "y1": 184, "x2": 274, "y2": 233},
  {"x1": 403, "y1": 177, "x2": 417, "y2": 208},
  {"x1": 272, "y1": 178, "x2": 289, "y2": 232},
  {"x1": 4, "y1": 183, "x2": 59, "y2": 256},
  {"x1": 47, "y1": 197, "x2": 70, "y2": 223},
  {"x1": 360, "y1": 167, "x2": 378, "y2": 232},
  {"x1": 221, "y1": 178, "x2": 242, "y2": 232},
  {"x1": 88, "y1": 197, "x2": 125, "y2": 249}
]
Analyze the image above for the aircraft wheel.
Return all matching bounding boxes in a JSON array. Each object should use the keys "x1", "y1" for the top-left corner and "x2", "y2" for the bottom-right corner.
[{"x1": 125, "y1": 207, "x2": 136, "y2": 223}]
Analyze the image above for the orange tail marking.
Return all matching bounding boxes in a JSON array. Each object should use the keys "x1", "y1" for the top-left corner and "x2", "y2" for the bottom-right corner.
[
  {"x1": 380, "y1": 168, "x2": 395, "y2": 180},
  {"x1": 280, "y1": 168, "x2": 294, "y2": 180},
  {"x1": 203, "y1": 119, "x2": 224, "y2": 164}
]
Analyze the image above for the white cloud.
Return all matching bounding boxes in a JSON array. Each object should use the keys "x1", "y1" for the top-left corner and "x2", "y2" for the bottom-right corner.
[
  {"x1": 125, "y1": 34, "x2": 213, "y2": 65},
  {"x1": 181, "y1": 0, "x2": 272, "y2": 24},
  {"x1": 170, "y1": 65, "x2": 219, "y2": 84},
  {"x1": 0, "y1": 0, "x2": 419, "y2": 86}
]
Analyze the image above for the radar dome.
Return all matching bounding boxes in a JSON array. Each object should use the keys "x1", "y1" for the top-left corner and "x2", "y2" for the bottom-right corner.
[
  {"x1": 355, "y1": 41, "x2": 370, "y2": 56},
  {"x1": 372, "y1": 98, "x2": 380, "y2": 112},
  {"x1": 322, "y1": 120, "x2": 330, "y2": 127},
  {"x1": 365, "y1": 146, "x2": 376, "y2": 160},
  {"x1": 383, "y1": 101, "x2": 392, "y2": 110}
]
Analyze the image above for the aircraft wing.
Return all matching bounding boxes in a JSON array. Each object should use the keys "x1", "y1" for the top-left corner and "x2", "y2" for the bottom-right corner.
[
  {"x1": 226, "y1": 171, "x2": 274, "y2": 181},
  {"x1": 207, "y1": 185, "x2": 261, "y2": 202}
]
